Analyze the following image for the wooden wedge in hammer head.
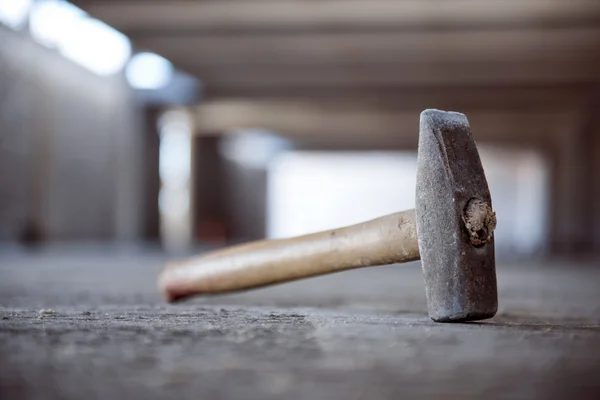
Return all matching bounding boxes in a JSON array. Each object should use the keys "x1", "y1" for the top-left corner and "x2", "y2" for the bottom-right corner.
[{"x1": 158, "y1": 109, "x2": 497, "y2": 323}]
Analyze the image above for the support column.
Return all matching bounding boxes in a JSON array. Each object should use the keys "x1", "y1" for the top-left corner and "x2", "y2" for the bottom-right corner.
[
  {"x1": 141, "y1": 107, "x2": 161, "y2": 242},
  {"x1": 548, "y1": 99, "x2": 599, "y2": 256},
  {"x1": 193, "y1": 135, "x2": 229, "y2": 244},
  {"x1": 582, "y1": 87, "x2": 600, "y2": 254}
]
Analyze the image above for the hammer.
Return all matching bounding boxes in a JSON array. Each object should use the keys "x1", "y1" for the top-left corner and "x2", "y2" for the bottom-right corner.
[{"x1": 158, "y1": 109, "x2": 498, "y2": 322}]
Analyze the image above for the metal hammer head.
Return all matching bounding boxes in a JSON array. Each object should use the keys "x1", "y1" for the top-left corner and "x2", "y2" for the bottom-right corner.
[{"x1": 416, "y1": 109, "x2": 497, "y2": 322}]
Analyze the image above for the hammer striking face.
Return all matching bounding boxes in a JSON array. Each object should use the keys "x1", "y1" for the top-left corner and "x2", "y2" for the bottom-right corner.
[
  {"x1": 158, "y1": 109, "x2": 498, "y2": 323},
  {"x1": 416, "y1": 110, "x2": 497, "y2": 322}
]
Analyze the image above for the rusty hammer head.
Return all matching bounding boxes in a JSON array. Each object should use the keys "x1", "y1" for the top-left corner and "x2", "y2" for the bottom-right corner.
[{"x1": 416, "y1": 109, "x2": 497, "y2": 322}]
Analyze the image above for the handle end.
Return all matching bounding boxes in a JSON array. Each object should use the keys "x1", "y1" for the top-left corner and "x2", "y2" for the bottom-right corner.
[{"x1": 157, "y1": 262, "x2": 196, "y2": 303}]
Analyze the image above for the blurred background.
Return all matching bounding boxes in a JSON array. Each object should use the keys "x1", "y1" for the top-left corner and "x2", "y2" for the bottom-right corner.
[{"x1": 1, "y1": 0, "x2": 599, "y2": 260}]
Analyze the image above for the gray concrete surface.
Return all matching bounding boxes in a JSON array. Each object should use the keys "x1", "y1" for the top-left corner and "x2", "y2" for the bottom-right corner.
[{"x1": 1, "y1": 248, "x2": 599, "y2": 399}]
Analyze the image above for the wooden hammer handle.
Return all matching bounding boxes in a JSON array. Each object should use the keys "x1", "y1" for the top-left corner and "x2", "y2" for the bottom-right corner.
[{"x1": 158, "y1": 209, "x2": 419, "y2": 302}]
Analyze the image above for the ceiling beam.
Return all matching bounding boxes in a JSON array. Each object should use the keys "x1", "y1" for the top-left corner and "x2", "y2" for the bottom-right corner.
[
  {"x1": 182, "y1": 58, "x2": 600, "y2": 94},
  {"x1": 194, "y1": 98, "x2": 580, "y2": 147},
  {"x1": 74, "y1": 0, "x2": 600, "y2": 33},
  {"x1": 201, "y1": 84, "x2": 592, "y2": 106},
  {"x1": 134, "y1": 27, "x2": 600, "y2": 66}
]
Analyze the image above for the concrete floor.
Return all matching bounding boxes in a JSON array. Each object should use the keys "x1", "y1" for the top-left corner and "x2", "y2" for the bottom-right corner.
[{"x1": 1, "y1": 247, "x2": 599, "y2": 399}]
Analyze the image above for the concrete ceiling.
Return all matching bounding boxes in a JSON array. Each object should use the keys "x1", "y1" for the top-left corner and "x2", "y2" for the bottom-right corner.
[{"x1": 71, "y1": 0, "x2": 600, "y2": 99}]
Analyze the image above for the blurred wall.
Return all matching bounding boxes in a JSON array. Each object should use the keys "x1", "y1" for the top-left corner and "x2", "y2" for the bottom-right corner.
[{"x1": 0, "y1": 26, "x2": 145, "y2": 243}]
